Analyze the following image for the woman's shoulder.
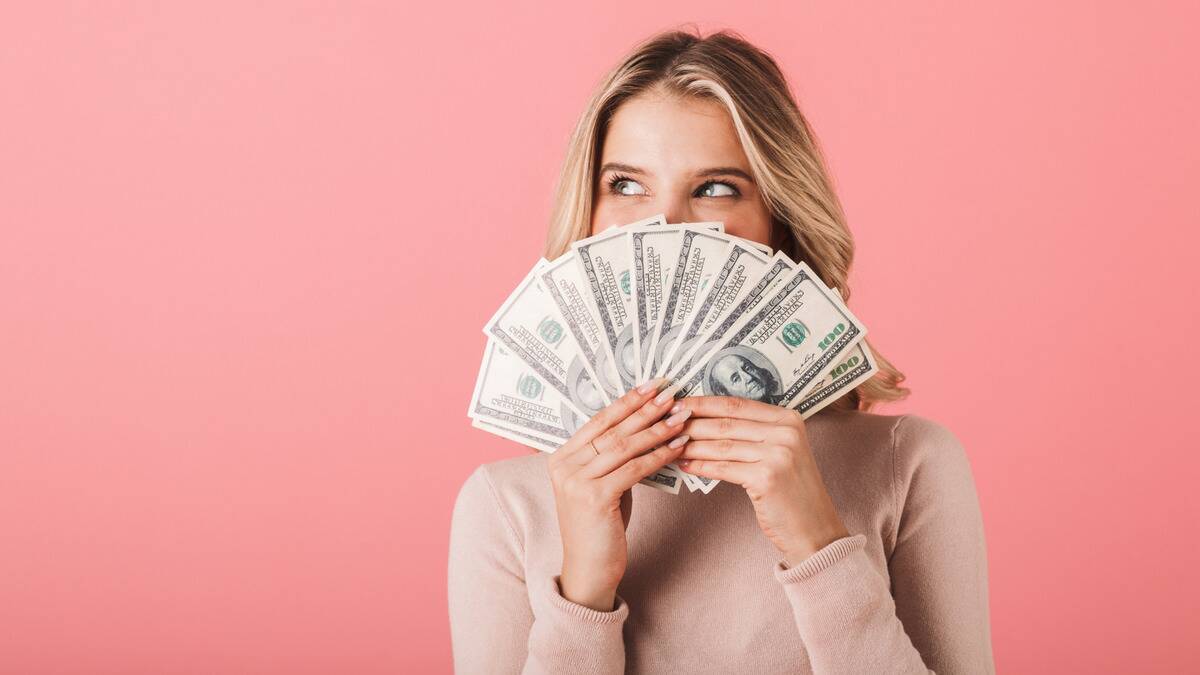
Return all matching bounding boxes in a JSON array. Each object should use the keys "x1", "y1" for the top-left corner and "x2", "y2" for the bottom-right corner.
[
  {"x1": 810, "y1": 408, "x2": 967, "y2": 462},
  {"x1": 451, "y1": 452, "x2": 555, "y2": 538},
  {"x1": 811, "y1": 408, "x2": 979, "y2": 529},
  {"x1": 468, "y1": 451, "x2": 553, "y2": 494},
  {"x1": 845, "y1": 410, "x2": 977, "y2": 510},
  {"x1": 882, "y1": 412, "x2": 973, "y2": 482},
  {"x1": 808, "y1": 408, "x2": 974, "y2": 492}
]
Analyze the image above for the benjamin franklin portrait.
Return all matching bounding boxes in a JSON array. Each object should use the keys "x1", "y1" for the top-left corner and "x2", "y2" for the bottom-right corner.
[
  {"x1": 701, "y1": 345, "x2": 784, "y2": 404},
  {"x1": 614, "y1": 324, "x2": 639, "y2": 387},
  {"x1": 566, "y1": 356, "x2": 608, "y2": 417},
  {"x1": 651, "y1": 324, "x2": 684, "y2": 377}
]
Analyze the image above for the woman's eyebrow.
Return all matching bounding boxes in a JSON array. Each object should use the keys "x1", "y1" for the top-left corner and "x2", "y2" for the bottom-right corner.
[
  {"x1": 598, "y1": 162, "x2": 647, "y2": 175},
  {"x1": 694, "y1": 167, "x2": 755, "y2": 182},
  {"x1": 597, "y1": 162, "x2": 755, "y2": 183}
]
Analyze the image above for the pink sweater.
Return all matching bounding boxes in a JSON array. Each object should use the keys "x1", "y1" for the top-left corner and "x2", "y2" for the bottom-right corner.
[{"x1": 448, "y1": 409, "x2": 994, "y2": 673}]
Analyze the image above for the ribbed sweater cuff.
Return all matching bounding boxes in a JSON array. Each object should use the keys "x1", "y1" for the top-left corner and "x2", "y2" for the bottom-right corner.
[
  {"x1": 526, "y1": 575, "x2": 629, "y2": 672},
  {"x1": 542, "y1": 575, "x2": 630, "y2": 624},
  {"x1": 774, "y1": 533, "x2": 867, "y2": 584}
]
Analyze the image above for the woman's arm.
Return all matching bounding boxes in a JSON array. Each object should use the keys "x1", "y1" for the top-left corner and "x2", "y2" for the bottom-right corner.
[
  {"x1": 676, "y1": 402, "x2": 993, "y2": 673},
  {"x1": 448, "y1": 465, "x2": 631, "y2": 675},
  {"x1": 448, "y1": 466, "x2": 533, "y2": 672},
  {"x1": 773, "y1": 414, "x2": 994, "y2": 674},
  {"x1": 887, "y1": 414, "x2": 994, "y2": 672}
]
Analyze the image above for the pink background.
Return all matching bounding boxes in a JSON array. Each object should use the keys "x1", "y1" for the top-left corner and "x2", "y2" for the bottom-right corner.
[{"x1": 2, "y1": 2, "x2": 1197, "y2": 673}]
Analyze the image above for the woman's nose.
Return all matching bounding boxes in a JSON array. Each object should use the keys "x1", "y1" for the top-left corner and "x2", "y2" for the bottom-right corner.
[{"x1": 660, "y1": 197, "x2": 696, "y2": 225}]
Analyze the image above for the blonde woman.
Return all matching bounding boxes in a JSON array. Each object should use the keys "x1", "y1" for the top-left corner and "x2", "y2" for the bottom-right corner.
[{"x1": 449, "y1": 29, "x2": 993, "y2": 674}]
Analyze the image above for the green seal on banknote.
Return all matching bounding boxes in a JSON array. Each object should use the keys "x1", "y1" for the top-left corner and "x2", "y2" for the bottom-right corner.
[
  {"x1": 781, "y1": 321, "x2": 809, "y2": 347},
  {"x1": 537, "y1": 316, "x2": 564, "y2": 344},
  {"x1": 516, "y1": 374, "x2": 543, "y2": 399}
]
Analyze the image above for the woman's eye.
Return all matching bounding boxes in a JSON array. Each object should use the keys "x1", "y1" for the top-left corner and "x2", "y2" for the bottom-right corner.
[
  {"x1": 697, "y1": 181, "x2": 738, "y2": 198},
  {"x1": 612, "y1": 179, "x2": 646, "y2": 196}
]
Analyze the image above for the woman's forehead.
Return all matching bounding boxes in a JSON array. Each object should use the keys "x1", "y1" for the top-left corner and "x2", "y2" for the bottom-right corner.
[{"x1": 602, "y1": 93, "x2": 749, "y2": 174}]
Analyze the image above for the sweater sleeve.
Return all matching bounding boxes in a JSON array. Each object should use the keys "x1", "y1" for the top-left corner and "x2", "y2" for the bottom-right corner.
[
  {"x1": 772, "y1": 414, "x2": 995, "y2": 674},
  {"x1": 448, "y1": 465, "x2": 630, "y2": 675}
]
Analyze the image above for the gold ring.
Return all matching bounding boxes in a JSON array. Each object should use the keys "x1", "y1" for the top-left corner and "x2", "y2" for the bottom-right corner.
[{"x1": 589, "y1": 440, "x2": 600, "y2": 456}]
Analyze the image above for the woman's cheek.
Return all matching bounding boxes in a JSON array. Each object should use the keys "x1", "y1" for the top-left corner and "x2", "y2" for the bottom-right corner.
[
  {"x1": 592, "y1": 203, "x2": 648, "y2": 234},
  {"x1": 712, "y1": 205, "x2": 772, "y2": 244}
]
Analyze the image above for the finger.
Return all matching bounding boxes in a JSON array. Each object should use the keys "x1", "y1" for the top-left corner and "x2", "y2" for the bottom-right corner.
[
  {"x1": 678, "y1": 396, "x2": 796, "y2": 423},
  {"x1": 598, "y1": 381, "x2": 682, "y2": 449},
  {"x1": 557, "y1": 378, "x2": 667, "y2": 465},
  {"x1": 680, "y1": 417, "x2": 776, "y2": 443},
  {"x1": 603, "y1": 441, "x2": 688, "y2": 492},
  {"x1": 582, "y1": 408, "x2": 692, "y2": 478},
  {"x1": 676, "y1": 458, "x2": 755, "y2": 486},
  {"x1": 678, "y1": 439, "x2": 763, "y2": 463}
]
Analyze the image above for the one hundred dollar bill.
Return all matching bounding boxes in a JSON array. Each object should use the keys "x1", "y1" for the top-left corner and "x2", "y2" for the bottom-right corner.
[
  {"x1": 628, "y1": 225, "x2": 681, "y2": 383},
  {"x1": 674, "y1": 281, "x2": 862, "y2": 492},
  {"x1": 468, "y1": 338, "x2": 682, "y2": 494},
  {"x1": 674, "y1": 339, "x2": 877, "y2": 493},
  {"x1": 659, "y1": 245, "x2": 792, "y2": 491},
  {"x1": 788, "y1": 341, "x2": 878, "y2": 416},
  {"x1": 571, "y1": 214, "x2": 668, "y2": 392},
  {"x1": 484, "y1": 259, "x2": 604, "y2": 418},
  {"x1": 572, "y1": 215, "x2": 674, "y2": 391},
  {"x1": 658, "y1": 241, "x2": 779, "y2": 378},
  {"x1": 646, "y1": 228, "x2": 734, "y2": 379},
  {"x1": 467, "y1": 338, "x2": 583, "y2": 445},
  {"x1": 627, "y1": 222, "x2": 728, "y2": 383},
  {"x1": 670, "y1": 262, "x2": 868, "y2": 493},
  {"x1": 539, "y1": 252, "x2": 624, "y2": 406},
  {"x1": 627, "y1": 224, "x2": 739, "y2": 485},
  {"x1": 665, "y1": 253, "x2": 796, "y2": 383}
]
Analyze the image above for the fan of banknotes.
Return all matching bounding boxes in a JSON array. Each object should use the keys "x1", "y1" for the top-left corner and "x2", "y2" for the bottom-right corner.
[{"x1": 468, "y1": 214, "x2": 879, "y2": 495}]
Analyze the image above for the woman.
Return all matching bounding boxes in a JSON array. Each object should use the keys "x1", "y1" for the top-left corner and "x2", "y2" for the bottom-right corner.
[{"x1": 449, "y1": 29, "x2": 993, "y2": 674}]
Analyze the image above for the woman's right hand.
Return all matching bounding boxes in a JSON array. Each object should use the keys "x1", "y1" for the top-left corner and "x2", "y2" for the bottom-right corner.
[{"x1": 548, "y1": 378, "x2": 693, "y2": 612}]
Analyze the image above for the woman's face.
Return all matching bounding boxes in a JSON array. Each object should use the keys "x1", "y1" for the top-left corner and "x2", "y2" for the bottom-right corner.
[{"x1": 590, "y1": 89, "x2": 774, "y2": 247}]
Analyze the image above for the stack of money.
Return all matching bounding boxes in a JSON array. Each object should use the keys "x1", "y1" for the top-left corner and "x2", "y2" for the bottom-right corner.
[{"x1": 468, "y1": 214, "x2": 879, "y2": 495}]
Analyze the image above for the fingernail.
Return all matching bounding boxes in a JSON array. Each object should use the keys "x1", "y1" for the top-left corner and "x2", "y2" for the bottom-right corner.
[
  {"x1": 666, "y1": 408, "x2": 692, "y2": 426},
  {"x1": 669, "y1": 402, "x2": 682, "y2": 415},
  {"x1": 678, "y1": 459, "x2": 691, "y2": 468},
  {"x1": 636, "y1": 378, "x2": 659, "y2": 395},
  {"x1": 654, "y1": 388, "x2": 674, "y2": 405},
  {"x1": 668, "y1": 435, "x2": 689, "y2": 449}
]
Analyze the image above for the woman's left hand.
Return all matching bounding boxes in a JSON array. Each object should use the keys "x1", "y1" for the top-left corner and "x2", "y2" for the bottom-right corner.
[{"x1": 676, "y1": 396, "x2": 851, "y2": 566}]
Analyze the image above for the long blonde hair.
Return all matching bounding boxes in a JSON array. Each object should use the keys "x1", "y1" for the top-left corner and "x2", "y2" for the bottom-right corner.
[{"x1": 544, "y1": 28, "x2": 908, "y2": 411}]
